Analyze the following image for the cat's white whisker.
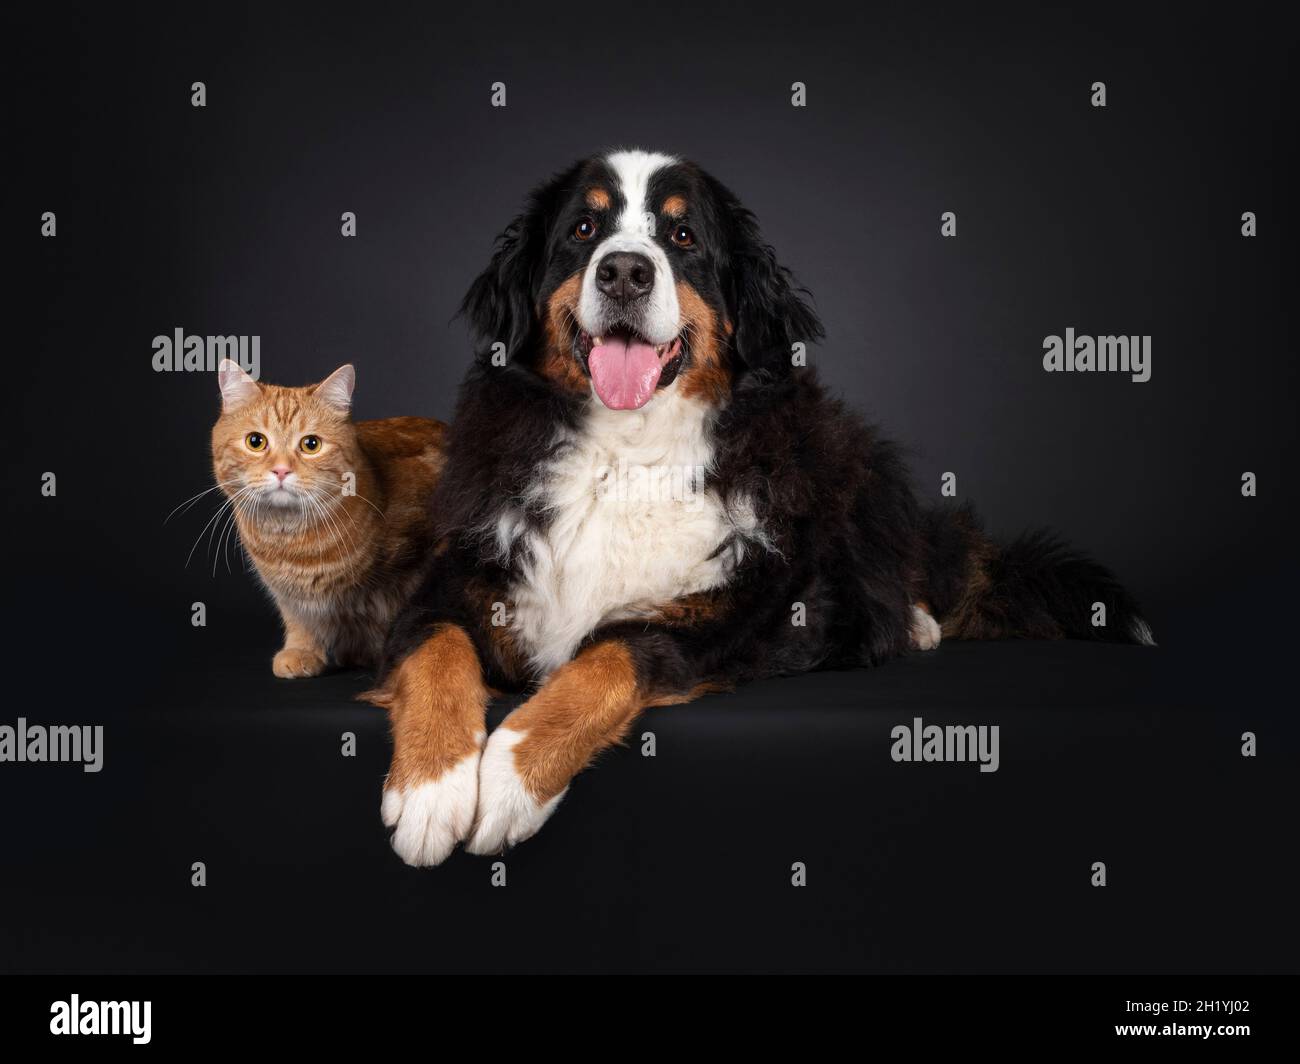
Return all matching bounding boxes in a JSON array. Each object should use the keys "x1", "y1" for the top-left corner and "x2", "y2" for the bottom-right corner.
[
  {"x1": 305, "y1": 486, "x2": 361, "y2": 564},
  {"x1": 301, "y1": 493, "x2": 336, "y2": 560},
  {"x1": 312, "y1": 494, "x2": 362, "y2": 574},
  {"x1": 204, "y1": 485, "x2": 258, "y2": 575},
  {"x1": 214, "y1": 498, "x2": 239, "y2": 576},
  {"x1": 164, "y1": 480, "x2": 243, "y2": 525},
  {"x1": 186, "y1": 487, "x2": 251, "y2": 569},
  {"x1": 220, "y1": 488, "x2": 261, "y2": 575},
  {"x1": 346, "y1": 491, "x2": 386, "y2": 521}
]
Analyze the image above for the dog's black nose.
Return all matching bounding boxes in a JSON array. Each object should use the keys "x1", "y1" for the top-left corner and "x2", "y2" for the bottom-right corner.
[{"x1": 595, "y1": 252, "x2": 654, "y2": 304}]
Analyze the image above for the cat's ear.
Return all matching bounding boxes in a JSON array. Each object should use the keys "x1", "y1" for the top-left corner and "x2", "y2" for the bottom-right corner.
[
  {"x1": 315, "y1": 364, "x2": 355, "y2": 413},
  {"x1": 217, "y1": 359, "x2": 260, "y2": 411}
]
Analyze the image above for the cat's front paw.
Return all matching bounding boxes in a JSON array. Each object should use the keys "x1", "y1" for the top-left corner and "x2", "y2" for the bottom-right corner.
[{"x1": 273, "y1": 646, "x2": 327, "y2": 678}]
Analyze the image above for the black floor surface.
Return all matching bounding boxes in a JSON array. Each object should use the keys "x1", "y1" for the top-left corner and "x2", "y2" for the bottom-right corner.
[{"x1": 3, "y1": 617, "x2": 1293, "y2": 973}]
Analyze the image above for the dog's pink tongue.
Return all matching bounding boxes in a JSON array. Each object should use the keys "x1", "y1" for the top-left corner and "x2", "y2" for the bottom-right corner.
[{"x1": 588, "y1": 336, "x2": 665, "y2": 410}]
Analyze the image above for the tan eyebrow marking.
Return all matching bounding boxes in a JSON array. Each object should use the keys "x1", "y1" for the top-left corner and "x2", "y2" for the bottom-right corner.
[
  {"x1": 585, "y1": 187, "x2": 611, "y2": 210},
  {"x1": 662, "y1": 194, "x2": 688, "y2": 218}
]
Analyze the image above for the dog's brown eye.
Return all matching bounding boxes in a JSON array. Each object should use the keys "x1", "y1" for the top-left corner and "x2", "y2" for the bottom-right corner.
[
  {"x1": 245, "y1": 432, "x2": 266, "y2": 452},
  {"x1": 574, "y1": 217, "x2": 598, "y2": 242},
  {"x1": 671, "y1": 225, "x2": 695, "y2": 248}
]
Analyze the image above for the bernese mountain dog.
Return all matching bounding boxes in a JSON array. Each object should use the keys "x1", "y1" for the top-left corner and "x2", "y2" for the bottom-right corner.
[{"x1": 367, "y1": 149, "x2": 1154, "y2": 867}]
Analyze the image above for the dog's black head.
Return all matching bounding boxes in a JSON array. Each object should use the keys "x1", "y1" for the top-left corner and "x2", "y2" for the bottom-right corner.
[{"x1": 461, "y1": 150, "x2": 823, "y2": 410}]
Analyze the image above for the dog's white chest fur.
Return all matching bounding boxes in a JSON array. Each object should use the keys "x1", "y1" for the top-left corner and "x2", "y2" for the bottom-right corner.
[{"x1": 500, "y1": 388, "x2": 756, "y2": 676}]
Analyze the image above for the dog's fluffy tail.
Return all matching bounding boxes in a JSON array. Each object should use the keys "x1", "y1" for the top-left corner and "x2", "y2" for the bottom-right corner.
[{"x1": 921, "y1": 503, "x2": 1154, "y2": 645}]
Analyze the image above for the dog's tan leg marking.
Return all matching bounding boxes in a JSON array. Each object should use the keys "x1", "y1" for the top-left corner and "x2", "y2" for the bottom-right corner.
[
  {"x1": 363, "y1": 624, "x2": 488, "y2": 866},
  {"x1": 468, "y1": 640, "x2": 647, "y2": 854}
]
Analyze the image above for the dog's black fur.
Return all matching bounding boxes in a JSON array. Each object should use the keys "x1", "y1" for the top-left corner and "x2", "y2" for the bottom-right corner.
[{"x1": 384, "y1": 153, "x2": 1151, "y2": 701}]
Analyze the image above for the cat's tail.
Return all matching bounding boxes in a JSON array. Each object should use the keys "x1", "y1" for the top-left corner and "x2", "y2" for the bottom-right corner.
[{"x1": 920, "y1": 503, "x2": 1155, "y2": 645}]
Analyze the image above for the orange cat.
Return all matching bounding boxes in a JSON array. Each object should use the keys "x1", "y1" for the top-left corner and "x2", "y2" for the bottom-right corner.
[{"x1": 212, "y1": 360, "x2": 446, "y2": 677}]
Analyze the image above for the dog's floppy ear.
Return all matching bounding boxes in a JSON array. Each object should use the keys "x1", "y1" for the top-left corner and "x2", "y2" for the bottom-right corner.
[
  {"x1": 711, "y1": 178, "x2": 824, "y2": 384},
  {"x1": 460, "y1": 213, "x2": 545, "y2": 363},
  {"x1": 460, "y1": 164, "x2": 581, "y2": 364}
]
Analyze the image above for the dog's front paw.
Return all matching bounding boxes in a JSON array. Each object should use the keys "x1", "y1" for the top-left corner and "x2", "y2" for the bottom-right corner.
[
  {"x1": 908, "y1": 605, "x2": 942, "y2": 651},
  {"x1": 383, "y1": 752, "x2": 481, "y2": 867},
  {"x1": 466, "y1": 727, "x2": 565, "y2": 855},
  {"x1": 273, "y1": 646, "x2": 327, "y2": 678}
]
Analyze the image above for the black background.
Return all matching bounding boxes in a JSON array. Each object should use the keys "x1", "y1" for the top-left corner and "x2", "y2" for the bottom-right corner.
[{"x1": 6, "y1": 2, "x2": 1297, "y2": 973}]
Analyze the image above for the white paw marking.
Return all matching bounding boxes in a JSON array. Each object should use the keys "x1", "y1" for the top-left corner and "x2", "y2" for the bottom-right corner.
[
  {"x1": 909, "y1": 605, "x2": 942, "y2": 651},
  {"x1": 383, "y1": 751, "x2": 481, "y2": 867},
  {"x1": 466, "y1": 727, "x2": 565, "y2": 855},
  {"x1": 380, "y1": 786, "x2": 404, "y2": 827}
]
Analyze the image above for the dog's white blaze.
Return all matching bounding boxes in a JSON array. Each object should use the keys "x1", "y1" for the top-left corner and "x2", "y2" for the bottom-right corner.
[
  {"x1": 577, "y1": 149, "x2": 681, "y2": 346},
  {"x1": 607, "y1": 149, "x2": 677, "y2": 236},
  {"x1": 498, "y1": 385, "x2": 761, "y2": 676}
]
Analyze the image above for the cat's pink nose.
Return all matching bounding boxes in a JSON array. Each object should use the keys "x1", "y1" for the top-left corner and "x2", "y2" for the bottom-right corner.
[{"x1": 271, "y1": 466, "x2": 292, "y2": 483}]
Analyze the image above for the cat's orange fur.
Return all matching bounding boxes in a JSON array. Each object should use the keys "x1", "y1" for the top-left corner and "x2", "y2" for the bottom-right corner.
[{"x1": 211, "y1": 360, "x2": 445, "y2": 677}]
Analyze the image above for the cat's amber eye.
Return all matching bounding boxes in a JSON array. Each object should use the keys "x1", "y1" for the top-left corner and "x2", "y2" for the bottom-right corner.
[
  {"x1": 245, "y1": 432, "x2": 267, "y2": 452},
  {"x1": 299, "y1": 435, "x2": 322, "y2": 454}
]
